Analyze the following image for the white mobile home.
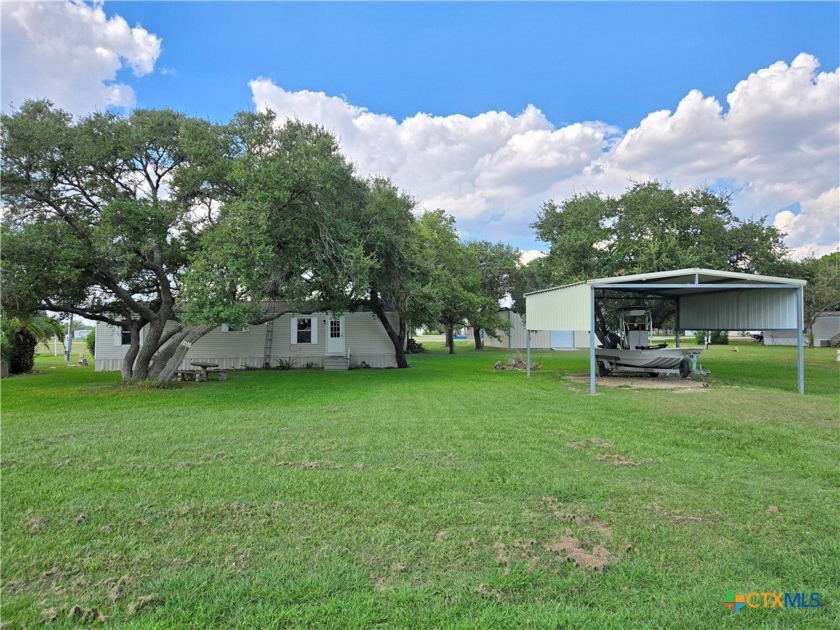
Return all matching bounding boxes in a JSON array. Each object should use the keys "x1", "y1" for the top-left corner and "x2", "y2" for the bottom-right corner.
[
  {"x1": 483, "y1": 308, "x2": 590, "y2": 350},
  {"x1": 763, "y1": 311, "x2": 840, "y2": 347},
  {"x1": 95, "y1": 308, "x2": 402, "y2": 372}
]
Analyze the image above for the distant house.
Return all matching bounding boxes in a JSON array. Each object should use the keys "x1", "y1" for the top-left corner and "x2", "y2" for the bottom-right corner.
[
  {"x1": 763, "y1": 311, "x2": 840, "y2": 347},
  {"x1": 73, "y1": 329, "x2": 92, "y2": 339},
  {"x1": 483, "y1": 308, "x2": 591, "y2": 350},
  {"x1": 94, "y1": 304, "x2": 401, "y2": 372}
]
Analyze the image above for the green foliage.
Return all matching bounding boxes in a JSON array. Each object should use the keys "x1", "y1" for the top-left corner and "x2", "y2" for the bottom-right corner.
[
  {"x1": 415, "y1": 210, "x2": 483, "y2": 346},
  {"x1": 532, "y1": 181, "x2": 790, "y2": 285},
  {"x1": 85, "y1": 330, "x2": 96, "y2": 357},
  {"x1": 350, "y1": 177, "x2": 432, "y2": 360},
  {"x1": 464, "y1": 240, "x2": 519, "y2": 343},
  {"x1": 797, "y1": 252, "x2": 840, "y2": 332},
  {"x1": 180, "y1": 114, "x2": 373, "y2": 326},
  {"x1": 1, "y1": 101, "x2": 377, "y2": 382},
  {"x1": 693, "y1": 330, "x2": 730, "y2": 345},
  {"x1": 0, "y1": 314, "x2": 64, "y2": 374},
  {"x1": 275, "y1": 357, "x2": 297, "y2": 370},
  {"x1": 0, "y1": 329, "x2": 12, "y2": 365},
  {"x1": 510, "y1": 255, "x2": 553, "y2": 315}
]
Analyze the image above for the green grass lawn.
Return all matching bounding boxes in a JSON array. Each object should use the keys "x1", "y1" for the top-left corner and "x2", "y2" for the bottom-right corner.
[{"x1": 2, "y1": 342, "x2": 838, "y2": 628}]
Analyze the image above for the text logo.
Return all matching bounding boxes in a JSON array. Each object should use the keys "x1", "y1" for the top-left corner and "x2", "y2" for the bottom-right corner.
[{"x1": 724, "y1": 590, "x2": 822, "y2": 612}]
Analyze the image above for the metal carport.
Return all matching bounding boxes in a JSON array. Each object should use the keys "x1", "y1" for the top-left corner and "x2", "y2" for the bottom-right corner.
[{"x1": 524, "y1": 268, "x2": 807, "y2": 394}]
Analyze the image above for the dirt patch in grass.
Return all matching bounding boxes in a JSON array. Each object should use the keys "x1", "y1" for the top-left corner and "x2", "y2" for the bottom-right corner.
[
  {"x1": 567, "y1": 437, "x2": 613, "y2": 449},
  {"x1": 544, "y1": 536, "x2": 614, "y2": 571},
  {"x1": 648, "y1": 504, "x2": 707, "y2": 524},
  {"x1": 594, "y1": 453, "x2": 655, "y2": 467},
  {"x1": 565, "y1": 439, "x2": 655, "y2": 467},
  {"x1": 67, "y1": 605, "x2": 108, "y2": 623},
  {"x1": 42, "y1": 608, "x2": 58, "y2": 623},
  {"x1": 127, "y1": 594, "x2": 160, "y2": 616},
  {"x1": 27, "y1": 515, "x2": 46, "y2": 534},
  {"x1": 493, "y1": 500, "x2": 625, "y2": 573},
  {"x1": 106, "y1": 574, "x2": 132, "y2": 604},
  {"x1": 274, "y1": 460, "x2": 344, "y2": 470},
  {"x1": 568, "y1": 375, "x2": 707, "y2": 390}
]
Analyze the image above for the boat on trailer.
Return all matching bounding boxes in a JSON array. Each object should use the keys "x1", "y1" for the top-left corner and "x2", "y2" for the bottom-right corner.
[{"x1": 596, "y1": 308, "x2": 708, "y2": 381}]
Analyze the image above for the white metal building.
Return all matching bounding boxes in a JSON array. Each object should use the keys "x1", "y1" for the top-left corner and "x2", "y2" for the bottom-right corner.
[
  {"x1": 484, "y1": 309, "x2": 591, "y2": 350},
  {"x1": 524, "y1": 268, "x2": 808, "y2": 394}
]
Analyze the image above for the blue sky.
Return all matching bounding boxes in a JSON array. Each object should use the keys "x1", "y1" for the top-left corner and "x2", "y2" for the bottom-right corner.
[
  {"x1": 110, "y1": 2, "x2": 839, "y2": 128},
  {"x1": 3, "y1": 1, "x2": 839, "y2": 257}
]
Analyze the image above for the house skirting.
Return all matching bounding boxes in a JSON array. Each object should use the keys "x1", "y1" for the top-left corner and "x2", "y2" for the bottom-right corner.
[{"x1": 95, "y1": 352, "x2": 397, "y2": 373}]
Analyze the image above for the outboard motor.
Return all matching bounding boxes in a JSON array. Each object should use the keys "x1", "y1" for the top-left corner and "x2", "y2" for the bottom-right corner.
[{"x1": 604, "y1": 332, "x2": 621, "y2": 349}]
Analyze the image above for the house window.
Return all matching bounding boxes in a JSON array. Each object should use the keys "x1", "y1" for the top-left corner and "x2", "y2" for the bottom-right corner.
[
  {"x1": 121, "y1": 326, "x2": 132, "y2": 345},
  {"x1": 330, "y1": 319, "x2": 341, "y2": 338},
  {"x1": 296, "y1": 318, "x2": 313, "y2": 344}
]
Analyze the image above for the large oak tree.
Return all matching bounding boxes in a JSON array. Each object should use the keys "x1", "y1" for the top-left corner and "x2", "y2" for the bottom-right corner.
[{"x1": 1, "y1": 101, "x2": 368, "y2": 383}]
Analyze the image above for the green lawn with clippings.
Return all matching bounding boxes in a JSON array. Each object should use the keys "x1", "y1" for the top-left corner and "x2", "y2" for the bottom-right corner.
[{"x1": 2, "y1": 341, "x2": 838, "y2": 628}]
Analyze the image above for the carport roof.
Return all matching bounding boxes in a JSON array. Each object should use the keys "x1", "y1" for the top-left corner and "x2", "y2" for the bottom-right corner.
[{"x1": 524, "y1": 267, "x2": 806, "y2": 298}]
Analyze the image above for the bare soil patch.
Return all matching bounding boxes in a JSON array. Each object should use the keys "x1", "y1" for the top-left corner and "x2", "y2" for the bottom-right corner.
[
  {"x1": 568, "y1": 374, "x2": 707, "y2": 390},
  {"x1": 565, "y1": 439, "x2": 655, "y2": 468},
  {"x1": 594, "y1": 453, "x2": 655, "y2": 467},
  {"x1": 493, "y1": 500, "x2": 625, "y2": 573},
  {"x1": 544, "y1": 536, "x2": 614, "y2": 571}
]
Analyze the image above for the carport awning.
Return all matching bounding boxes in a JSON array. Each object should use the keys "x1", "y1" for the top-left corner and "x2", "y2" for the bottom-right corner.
[{"x1": 524, "y1": 268, "x2": 806, "y2": 332}]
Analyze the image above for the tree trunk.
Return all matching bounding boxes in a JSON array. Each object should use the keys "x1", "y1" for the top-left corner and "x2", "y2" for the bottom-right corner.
[
  {"x1": 473, "y1": 328, "x2": 483, "y2": 350},
  {"x1": 156, "y1": 325, "x2": 216, "y2": 384},
  {"x1": 130, "y1": 313, "x2": 170, "y2": 381},
  {"x1": 369, "y1": 297, "x2": 410, "y2": 369},
  {"x1": 446, "y1": 325, "x2": 455, "y2": 354},
  {"x1": 120, "y1": 324, "x2": 143, "y2": 382}
]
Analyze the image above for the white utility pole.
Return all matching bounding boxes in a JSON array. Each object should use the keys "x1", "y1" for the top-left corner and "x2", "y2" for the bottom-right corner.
[{"x1": 64, "y1": 313, "x2": 74, "y2": 361}]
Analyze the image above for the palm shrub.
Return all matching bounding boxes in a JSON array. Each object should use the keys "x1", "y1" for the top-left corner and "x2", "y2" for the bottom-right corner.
[{"x1": 1, "y1": 314, "x2": 64, "y2": 374}]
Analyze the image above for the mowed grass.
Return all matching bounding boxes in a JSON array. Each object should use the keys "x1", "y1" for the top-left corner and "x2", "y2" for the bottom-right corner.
[{"x1": 1, "y1": 341, "x2": 838, "y2": 628}]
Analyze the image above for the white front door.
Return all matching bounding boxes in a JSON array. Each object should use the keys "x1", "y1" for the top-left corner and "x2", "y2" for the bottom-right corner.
[{"x1": 326, "y1": 316, "x2": 345, "y2": 355}]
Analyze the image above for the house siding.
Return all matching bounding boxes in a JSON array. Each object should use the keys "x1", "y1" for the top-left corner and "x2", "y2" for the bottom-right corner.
[{"x1": 94, "y1": 311, "x2": 400, "y2": 372}]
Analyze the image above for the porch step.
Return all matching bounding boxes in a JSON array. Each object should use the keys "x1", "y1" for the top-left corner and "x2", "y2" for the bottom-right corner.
[{"x1": 324, "y1": 355, "x2": 350, "y2": 371}]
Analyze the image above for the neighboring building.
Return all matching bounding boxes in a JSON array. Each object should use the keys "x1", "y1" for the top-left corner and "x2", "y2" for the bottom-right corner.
[
  {"x1": 763, "y1": 311, "x2": 840, "y2": 347},
  {"x1": 94, "y1": 307, "x2": 402, "y2": 372},
  {"x1": 483, "y1": 308, "x2": 591, "y2": 350},
  {"x1": 813, "y1": 312, "x2": 840, "y2": 346},
  {"x1": 761, "y1": 330, "x2": 798, "y2": 346},
  {"x1": 73, "y1": 329, "x2": 92, "y2": 339}
]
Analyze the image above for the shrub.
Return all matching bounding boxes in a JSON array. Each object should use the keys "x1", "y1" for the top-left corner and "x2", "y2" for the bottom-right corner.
[
  {"x1": 276, "y1": 357, "x2": 297, "y2": 370},
  {"x1": 693, "y1": 330, "x2": 729, "y2": 345},
  {"x1": 85, "y1": 330, "x2": 96, "y2": 357},
  {"x1": 406, "y1": 338, "x2": 425, "y2": 354},
  {"x1": 0, "y1": 330, "x2": 12, "y2": 365}
]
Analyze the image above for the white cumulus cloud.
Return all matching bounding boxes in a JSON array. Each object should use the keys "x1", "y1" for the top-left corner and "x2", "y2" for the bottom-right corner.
[
  {"x1": 774, "y1": 188, "x2": 840, "y2": 259},
  {"x1": 1, "y1": 0, "x2": 162, "y2": 114},
  {"x1": 251, "y1": 53, "x2": 839, "y2": 257}
]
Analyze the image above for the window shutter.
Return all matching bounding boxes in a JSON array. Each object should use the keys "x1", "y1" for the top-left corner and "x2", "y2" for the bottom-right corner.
[
  {"x1": 113, "y1": 326, "x2": 122, "y2": 346},
  {"x1": 291, "y1": 317, "x2": 298, "y2": 344},
  {"x1": 221, "y1": 323, "x2": 230, "y2": 333},
  {"x1": 311, "y1": 317, "x2": 318, "y2": 344}
]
